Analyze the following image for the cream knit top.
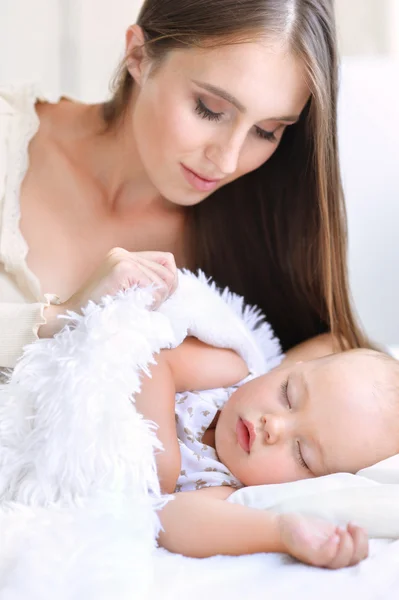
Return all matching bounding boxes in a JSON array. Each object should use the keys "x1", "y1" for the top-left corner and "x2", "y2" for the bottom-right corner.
[{"x1": 0, "y1": 85, "x2": 61, "y2": 368}]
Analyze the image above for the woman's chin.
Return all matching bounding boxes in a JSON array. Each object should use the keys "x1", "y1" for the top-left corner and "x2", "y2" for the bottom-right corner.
[{"x1": 162, "y1": 190, "x2": 207, "y2": 208}]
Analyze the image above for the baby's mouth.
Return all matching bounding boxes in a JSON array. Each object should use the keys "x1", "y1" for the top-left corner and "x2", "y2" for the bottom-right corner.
[{"x1": 236, "y1": 418, "x2": 256, "y2": 453}]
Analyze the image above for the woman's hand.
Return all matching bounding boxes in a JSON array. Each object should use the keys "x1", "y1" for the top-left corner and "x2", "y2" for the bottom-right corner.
[
  {"x1": 39, "y1": 249, "x2": 178, "y2": 338},
  {"x1": 278, "y1": 513, "x2": 369, "y2": 569}
]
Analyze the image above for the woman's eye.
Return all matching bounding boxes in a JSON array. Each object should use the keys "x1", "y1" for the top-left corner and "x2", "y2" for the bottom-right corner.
[
  {"x1": 195, "y1": 98, "x2": 223, "y2": 122},
  {"x1": 255, "y1": 126, "x2": 277, "y2": 142},
  {"x1": 195, "y1": 98, "x2": 279, "y2": 143}
]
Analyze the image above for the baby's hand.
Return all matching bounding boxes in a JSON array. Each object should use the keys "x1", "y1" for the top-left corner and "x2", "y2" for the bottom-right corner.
[{"x1": 278, "y1": 513, "x2": 368, "y2": 569}]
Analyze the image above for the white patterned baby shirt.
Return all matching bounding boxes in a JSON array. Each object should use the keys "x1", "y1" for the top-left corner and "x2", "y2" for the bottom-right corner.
[{"x1": 175, "y1": 377, "x2": 252, "y2": 492}]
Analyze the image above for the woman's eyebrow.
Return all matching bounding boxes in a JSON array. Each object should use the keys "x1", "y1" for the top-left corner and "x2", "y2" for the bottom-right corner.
[
  {"x1": 192, "y1": 80, "x2": 246, "y2": 112},
  {"x1": 192, "y1": 79, "x2": 300, "y2": 123}
]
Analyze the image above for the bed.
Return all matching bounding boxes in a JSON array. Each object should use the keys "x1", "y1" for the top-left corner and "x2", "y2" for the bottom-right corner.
[{"x1": 1, "y1": 275, "x2": 398, "y2": 600}]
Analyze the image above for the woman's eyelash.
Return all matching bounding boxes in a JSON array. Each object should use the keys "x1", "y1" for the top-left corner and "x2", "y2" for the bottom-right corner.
[
  {"x1": 296, "y1": 442, "x2": 310, "y2": 471},
  {"x1": 195, "y1": 98, "x2": 223, "y2": 121},
  {"x1": 195, "y1": 98, "x2": 277, "y2": 142},
  {"x1": 255, "y1": 126, "x2": 277, "y2": 142}
]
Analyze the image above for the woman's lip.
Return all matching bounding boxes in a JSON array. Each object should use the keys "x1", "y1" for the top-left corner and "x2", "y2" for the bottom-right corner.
[
  {"x1": 242, "y1": 419, "x2": 256, "y2": 451},
  {"x1": 181, "y1": 164, "x2": 222, "y2": 192}
]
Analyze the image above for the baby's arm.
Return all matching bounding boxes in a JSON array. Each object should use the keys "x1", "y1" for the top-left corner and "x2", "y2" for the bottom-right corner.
[
  {"x1": 135, "y1": 351, "x2": 181, "y2": 494},
  {"x1": 135, "y1": 337, "x2": 249, "y2": 493},
  {"x1": 158, "y1": 486, "x2": 368, "y2": 568},
  {"x1": 164, "y1": 336, "x2": 249, "y2": 393}
]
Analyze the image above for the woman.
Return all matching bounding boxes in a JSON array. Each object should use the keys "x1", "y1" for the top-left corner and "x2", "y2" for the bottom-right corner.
[{"x1": 0, "y1": 0, "x2": 369, "y2": 369}]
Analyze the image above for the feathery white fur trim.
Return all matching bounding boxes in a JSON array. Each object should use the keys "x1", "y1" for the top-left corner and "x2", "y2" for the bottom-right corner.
[{"x1": 0, "y1": 271, "x2": 282, "y2": 597}]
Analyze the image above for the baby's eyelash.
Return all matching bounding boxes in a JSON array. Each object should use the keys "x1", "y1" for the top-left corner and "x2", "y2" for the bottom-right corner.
[
  {"x1": 280, "y1": 379, "x2": 290, "y2": 408},
  {"x1": 296, "y1": 442, "x2": 310, "y2": 471},
  {"x1": 195, "y1": 98, "x2": 223, "y2": 122}
]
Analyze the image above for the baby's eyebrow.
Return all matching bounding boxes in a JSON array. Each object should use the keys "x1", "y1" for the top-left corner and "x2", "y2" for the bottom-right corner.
[
  {"x1": 297, "y1": 371, "x2": 330, "y2": 474},
  {"x1": 310, "y1": 435, "x2": 330, "y2": 476},
  {"x1": 298, "y1": 370, "x2": 309, "y2": 400}
]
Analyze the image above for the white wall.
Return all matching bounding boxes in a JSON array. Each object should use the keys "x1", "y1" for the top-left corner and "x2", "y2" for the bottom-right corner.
[
  {"x1": 339, "y1": 59, "x2": 399, "y2": 346},
  {"x1": 0, "y1": 0, "x2": 398, "y2": 347},
  {"x1": 0, "y1": 0, "x2": 141, "y2": 99},
  {"x1": 335, "y1": 0, "x2": 391, "y2": 56},
  {"x1": 0, "y1": 0, "x2": 62, "y2": 91},
  {"x1": 59, "y1": 0, "x2": 142, "y2": 101}
]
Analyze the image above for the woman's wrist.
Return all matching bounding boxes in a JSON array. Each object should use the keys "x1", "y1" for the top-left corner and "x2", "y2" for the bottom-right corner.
[{"x1": 38, "y1": 303, "x2": 66, "y2": 338}]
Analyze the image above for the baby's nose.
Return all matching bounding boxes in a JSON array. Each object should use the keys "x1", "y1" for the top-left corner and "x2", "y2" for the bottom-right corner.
[{"x1": 261, "y1": 414, "x2": 285, "y2": 445}]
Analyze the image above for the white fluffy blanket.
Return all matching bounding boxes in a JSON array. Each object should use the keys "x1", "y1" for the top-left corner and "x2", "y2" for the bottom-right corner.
[{"x1": 1, "y1": 272, "x2": 399, "y2": 599}]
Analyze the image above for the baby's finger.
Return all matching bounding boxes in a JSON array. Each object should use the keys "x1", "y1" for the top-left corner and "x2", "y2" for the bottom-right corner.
[
  {"x1": 311, "y1": 532, "x2": 340, "y2": 567},
  {"x1": 326, "y1": 527, "x2": 355, "y2": 570},
  {"x1": 347, "y1": 524, "x2": 369, "y2": 566}
]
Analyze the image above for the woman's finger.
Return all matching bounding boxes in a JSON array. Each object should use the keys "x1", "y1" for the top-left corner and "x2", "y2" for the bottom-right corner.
[
  {"x1": 133, "y1": 256, "x2": 178, "y2": 294},
  {"x1": 147, "y1": 252, "x2": 178, "y2": 294},
  {"x1": 127, "y1": 262, "x2": 166, "y2": 290},
  {"x1": 128, "y1": 263, "x2": 171, "y2": 308},
  {"x1": 132, "y1": 251, "x2": 177, "y2": 271}
]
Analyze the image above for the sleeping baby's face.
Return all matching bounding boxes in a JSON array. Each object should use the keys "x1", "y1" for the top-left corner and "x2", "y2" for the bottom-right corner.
[{"x1": 215, "y1": 350, "x2": 399, "y2": 486}]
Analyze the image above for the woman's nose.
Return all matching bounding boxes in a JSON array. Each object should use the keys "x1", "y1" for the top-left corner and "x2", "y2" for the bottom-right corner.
[
  {"x1": 261, "y1": 414, "x2": 286, "y2": 445},
  {"x1": 205, "y1": 133, "x2": 245, "y2": 175}
]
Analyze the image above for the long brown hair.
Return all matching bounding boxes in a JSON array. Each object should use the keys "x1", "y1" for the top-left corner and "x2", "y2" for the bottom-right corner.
[{"x1": 103, "y1": 0, "x2": 369, "y2": 351}]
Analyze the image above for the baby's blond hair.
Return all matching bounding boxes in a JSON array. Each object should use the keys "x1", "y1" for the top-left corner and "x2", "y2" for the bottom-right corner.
[{"x1": 343, "y1": 348, "x2": 399, "y2": 418}]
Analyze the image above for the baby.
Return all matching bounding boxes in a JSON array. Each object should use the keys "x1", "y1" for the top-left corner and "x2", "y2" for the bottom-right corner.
[{"x1": 135, "y1": 336, "x2": 399, "y2": 569}]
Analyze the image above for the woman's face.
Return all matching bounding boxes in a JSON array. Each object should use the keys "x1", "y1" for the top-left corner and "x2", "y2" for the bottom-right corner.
[{"x1": 129, "y1": 36, "x2": 310, "y2": 206}]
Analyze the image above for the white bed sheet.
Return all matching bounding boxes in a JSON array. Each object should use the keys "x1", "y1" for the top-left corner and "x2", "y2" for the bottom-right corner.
[{"x1": 153, "y1": 539, "x2": 399, "y2": 600}]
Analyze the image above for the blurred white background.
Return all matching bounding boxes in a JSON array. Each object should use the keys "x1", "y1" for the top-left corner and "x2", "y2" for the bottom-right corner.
[{"x1": 0, "y1": 0, "x2": 398, "y2": 349}]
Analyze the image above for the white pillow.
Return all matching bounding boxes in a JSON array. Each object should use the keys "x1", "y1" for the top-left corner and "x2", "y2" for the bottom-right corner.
[{"x1": 229, "y1": 454, "x2": 399, "y2": 538}]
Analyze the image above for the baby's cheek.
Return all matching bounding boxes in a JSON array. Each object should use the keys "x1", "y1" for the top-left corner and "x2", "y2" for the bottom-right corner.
[{"x1": 244, "y1": 453, "x2": 300, "y2": 486}]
